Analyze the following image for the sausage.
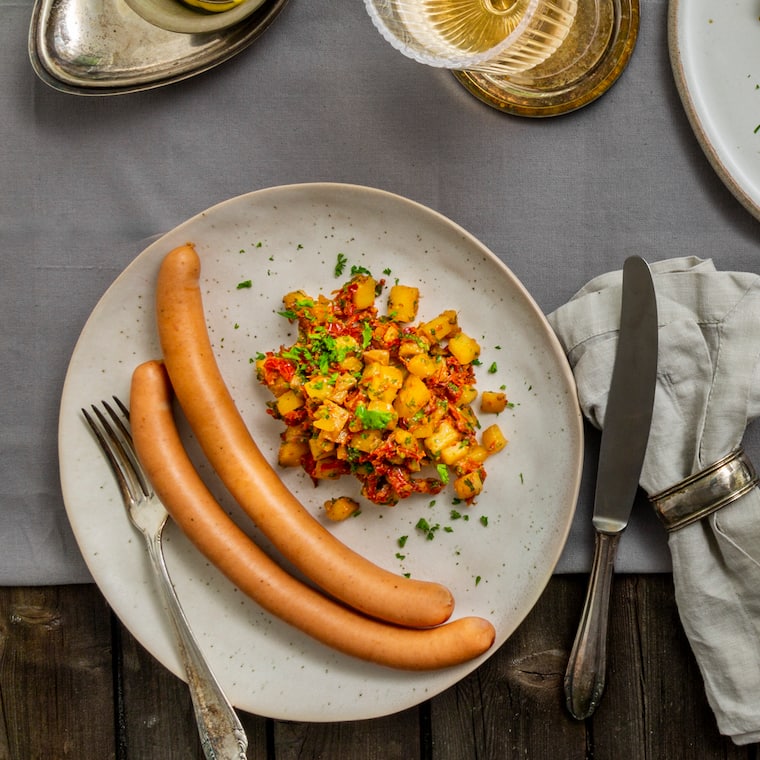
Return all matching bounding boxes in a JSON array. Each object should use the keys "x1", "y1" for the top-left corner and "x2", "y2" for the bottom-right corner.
[
  {"x1": 155, "y1": 243, "x2": 455, "y2": 628},
  {"x1": 129, "y1": 360, "x2": 496, "y2": 670}
]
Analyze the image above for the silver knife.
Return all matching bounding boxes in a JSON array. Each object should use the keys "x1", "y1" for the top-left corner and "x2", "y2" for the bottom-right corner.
[{"x1": 564, "y1": 255, "x2": 658, "y2": 720}]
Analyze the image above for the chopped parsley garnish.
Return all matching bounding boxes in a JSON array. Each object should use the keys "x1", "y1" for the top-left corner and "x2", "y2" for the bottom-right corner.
[
  {"x1": 355, "y1": 404, "x2": 394, "y2": 430},
  {"x1": 334, "y1": 253, "x2": 348, "y2": 276},
  {"x1": 416, "y1": 517, "x2": 440, "y2": 540},
  {"x1": 361, "y1": 321, "x2": 373, "y2": 348},
  {"x1": 237, "y1": 279, "x2": 253, "y2": 289}
]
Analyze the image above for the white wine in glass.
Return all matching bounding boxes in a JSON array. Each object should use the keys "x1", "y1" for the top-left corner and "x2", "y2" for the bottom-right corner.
[
  {"x1": 374, "y1": 0, "x2": 577, "y2": 74},
  {"x1": 364, "y1": 0, "x2": 639, "y2": 116}
]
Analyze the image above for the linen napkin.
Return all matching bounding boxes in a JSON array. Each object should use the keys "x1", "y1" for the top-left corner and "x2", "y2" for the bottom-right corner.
[{"x1": 548, "y1": 256, "x2": 760, "y2": 745}]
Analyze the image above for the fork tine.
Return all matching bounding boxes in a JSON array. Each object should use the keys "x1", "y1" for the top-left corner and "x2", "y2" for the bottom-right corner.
[
  {"x1": 102, "y1": 397, "x2": 152, "y2": 498},
  {"x1": 112, "y1": 395, "x2": 130, "y2": 421},
  {"x1": 82, "y1": 405, "x2": 135, "y2": 505},
  {"x1": 83, "y1": 401, "x2": 145, "y2": 504}
]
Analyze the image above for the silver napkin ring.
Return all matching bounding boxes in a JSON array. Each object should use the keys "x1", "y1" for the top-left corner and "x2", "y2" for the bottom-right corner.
[{"x1": 650, "y1": 447, "x2": 759, "y2": 532}]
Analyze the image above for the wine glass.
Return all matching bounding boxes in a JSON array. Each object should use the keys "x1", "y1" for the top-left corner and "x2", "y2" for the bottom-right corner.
[{"x1": 363, "y1": 0, "x2": 639, "y2": 116}]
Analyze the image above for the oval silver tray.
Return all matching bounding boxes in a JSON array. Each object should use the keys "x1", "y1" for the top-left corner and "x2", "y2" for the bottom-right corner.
[{"x1": 28, "y1": 0, "x2": 288, "y2": 95}]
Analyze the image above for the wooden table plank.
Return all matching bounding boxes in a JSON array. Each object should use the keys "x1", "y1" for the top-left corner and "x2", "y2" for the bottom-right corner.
[
  {"x1": 0, "y1": 585, "x2": 115, "y2": 759},
  {"x1": 1, "y1": 578, "x2": 757, "y2": 758},
  {"x1": 271, "y1": 708, "x2": 420, "y2": 760}
]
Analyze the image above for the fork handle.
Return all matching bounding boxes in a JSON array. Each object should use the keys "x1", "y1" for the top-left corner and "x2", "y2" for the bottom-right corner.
[
  {"x1": 145, "y1": 534, "x2": 248, "y2": 760},
  {"x1": 563, "y1": 530, "x2": 621, "y2": 721}
]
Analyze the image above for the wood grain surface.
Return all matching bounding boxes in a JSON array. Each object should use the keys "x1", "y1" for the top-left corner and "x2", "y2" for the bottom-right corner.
[{"x1": 0, "y1": 577, "x2": 753, "y2": 759}]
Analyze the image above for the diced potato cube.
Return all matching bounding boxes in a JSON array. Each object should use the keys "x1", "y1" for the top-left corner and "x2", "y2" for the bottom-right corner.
[
  {"x1": 457, "y1": 385, "x2": 478, "y2": 406},
  {"x1": 308, "y1": 436, "x2": 335, "y2": 460},
  {"x1": 360, "y1": 363, "x2": 405, "y2": 402},
  {"x1": 424, "y1": 420, "x2": 461, "y2": 457},
  {"x1": 463, "y1": 444, "x2": 489, "y2": 465},
  {"x1": 420, "y1": 310, "x2": 458, "y2": 344},
  {"x1": 362, "y1": 349, "x2": 390, "y2": 365},
  {"x1": 482, "y1": 424, "x2": 508, "y2": 454},
  {"x1": 481, "y1": 391, "x2": 508, "y2": 414},
  {"x1": 312, "y1": 400, "x2": 351, "y2": 436},
  {"x1": 278, "y1": 440, "x2": 309, "y2": 467},
  {"x1": 350, "y1": 429, "x2": 384, "y2": 453},
  {"x1": 408, "y1": 420, "x2": 435, "y2": 438},
  {"x1": 275, "y1": 390, "x2": 304, "y2": 416},
  {"x1": 441, "y1": 441, "x2": 471, "y2": 465},
  {"x1": 388, "y1": 285, "x2": 419, "y2": 322},
  {"x1": 406, "y1": 353, "x2": 439, "y2": 379},
  {"x1": 282, "y1": 289, "x2": 311, "y2": 312},
  {"x1": 282, "y1": 291, "x2": 331, "y2": 323},
  {"x1": 393, "y1": 428, "x2": 416, "y2": 448},
  {"x1": 327, "y1": 374, "x2": 357, "y2": 404},
  {"x1": 282, "y1": 424, "x2": 309, "y2": 443},
  {"x1": 453, "y1": 470, "x2": 484, "y2": 501},
  {"x1": 334, "y1": 334, "x2": 359, "y2": 352},
  {"x1": 332, "y1": 334, "x2": 359, "y2": 363},
  {"x1": 352, "y1": 275, "x2": 376, "y2": 309},
  {"x1": 303, "y1": 376, "x2": 334, "y2": 400},
  {"x1": 398, "y1": 338, "x2": 429, "y2": 358},
  {"x1": 448, "y1": 332, "x2": 481, "y2": 365},
  {"x1": 338, "y1": 356, "x2": 363, "y2": 373},
  {"x1": 394, "y1": 375, "x2": 432, "y2": 419},
  {"x1": 457, "y1": 405, "x2": 479, "y2": 430},
  {"x1": 324, "y1": 496, "x2": 360, "y2": 521},
  {"x1": 311, "y1": 295, "x2": 332, "y2": 323}
]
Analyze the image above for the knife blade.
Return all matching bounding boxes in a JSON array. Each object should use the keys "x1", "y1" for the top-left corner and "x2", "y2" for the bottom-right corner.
[{"x1": 564, "y1": 255, "x2": 658, "y2": 720}]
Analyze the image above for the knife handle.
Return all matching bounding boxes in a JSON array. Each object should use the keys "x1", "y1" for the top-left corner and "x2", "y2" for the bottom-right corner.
[{"x1": 564, "y1": 530, "x2": 621, "y2": 720}]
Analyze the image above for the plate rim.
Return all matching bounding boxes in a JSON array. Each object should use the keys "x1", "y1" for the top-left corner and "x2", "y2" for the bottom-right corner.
[{"x1": 668, "y1": 0, "x2": 760, "y2": 222}]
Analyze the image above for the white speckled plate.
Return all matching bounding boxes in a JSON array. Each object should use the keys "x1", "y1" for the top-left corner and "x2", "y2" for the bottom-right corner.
[
  {"x1": 58, "y1": 183, "x2": 582, "y2": 722},
  {"x1": 669, "y1": 0, "x2": 760, "y2": 220}
]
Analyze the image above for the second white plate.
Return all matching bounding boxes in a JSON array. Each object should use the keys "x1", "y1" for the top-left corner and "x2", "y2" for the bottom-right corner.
[{"x1": 670, "y1": 0, "x2": 760, "y2": 220}]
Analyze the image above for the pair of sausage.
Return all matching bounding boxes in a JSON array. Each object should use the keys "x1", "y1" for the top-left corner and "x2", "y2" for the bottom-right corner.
[
  {"x1": 131, "y1": 360, "x2": 495, "y2": 670},
  {"x1": 133, "y1": 242, "x2": 495, "y2": 669}
]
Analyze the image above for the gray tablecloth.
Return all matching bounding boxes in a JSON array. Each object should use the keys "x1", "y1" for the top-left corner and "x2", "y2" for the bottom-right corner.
[{"x1": 3, "y1": 0, "x2": 759, "y2": 585}]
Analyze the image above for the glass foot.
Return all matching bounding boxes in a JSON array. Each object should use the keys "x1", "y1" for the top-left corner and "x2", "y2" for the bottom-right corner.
[{"x1": 452, "y1": 0, "x2": 639, "y2": 117}]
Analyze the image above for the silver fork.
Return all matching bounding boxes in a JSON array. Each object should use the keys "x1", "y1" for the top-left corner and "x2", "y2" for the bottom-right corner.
[{"x1": 83, "y1": 397, "x2": 248, "y2": 760}]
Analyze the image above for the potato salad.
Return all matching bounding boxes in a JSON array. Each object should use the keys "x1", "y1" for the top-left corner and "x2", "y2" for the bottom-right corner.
[{"x1": 256, "y1": 270, "x2": 507, "y2": 515}]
